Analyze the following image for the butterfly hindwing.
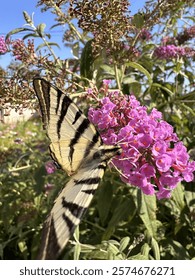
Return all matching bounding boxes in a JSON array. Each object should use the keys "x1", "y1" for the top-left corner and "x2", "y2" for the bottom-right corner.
[{"x1": 37, "y1": 160, "x2": 107, "y2": 260}]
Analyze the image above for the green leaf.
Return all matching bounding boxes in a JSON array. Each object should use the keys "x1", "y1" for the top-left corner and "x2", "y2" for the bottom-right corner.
[
  {"x1": 132, "y1": 13, "x2": 145, "y2": 28},
  {"x1": 35, "y1": 42, "x2": 60, "y2": 52},
  {"x1": 22, "y1": 33, "x2": 40, "y2": 40},
  {"x1": 119, "y1": 237, "x2": 130, "y2": 252},
  {"x1": 80, "y1": 39, "x2": 94, "y2": 80},
  {"x1": 6, "y1": 28, "x2": 33, "y2": 40},
  {"x1": 100, "y1": 64, "x2": 115, "y2": 75},
  {"x1": 36, "y1": 23, "x2": 46, "y2": 37},
  {"x1": 140, "y1": 243, "x2": 151, "y2": 258},
  {"x1": 103, "y1": 197, "x2": 133, "y2": 240},
  {"x1": 184, "y1": 180, "x2": 195, "y2": 212},
  {"x1": 151, "y1": 237, "x2": 160, "y2": 260},
  {"x1": 97, "y1": 183, "x2": 113, "y2": 225},
  {"x1": 128, "y1": 253, "x2": 148, "y2": 260},
  {"x1": 73, "y1": 244, "x2": 81, "y2": 260},
  {"x1": 163, "y1": 238, "x2": 190, "y2": 259},
  {"x1": 138, "y1": 191, "x2": 157, "y2": 237},
  {"x1": 171, "y1": 183, "x2": 185, "y2": 211},
  {"x1": 72, "y1": 42, "x2": 80, "y2": 58},
  {"x1": 126, "y1": 61, "x2": 152, "y2": 85},
  {"x1": 122, "y1": 76, "x2": 137, "y2": 84},
  {"x1": 151, "y1": 83, "x2": 174, "y2": 96}
]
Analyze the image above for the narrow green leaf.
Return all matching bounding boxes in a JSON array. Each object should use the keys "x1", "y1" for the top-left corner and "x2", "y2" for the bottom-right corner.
[
  {"x1": 22, "y1": 33, "x2": 40, "y2": 40},
  {"x1": 138, "y1": 191, "x2": 157, "y2": 237},
  {"x1": 152, "y1": 83, "x2": 174, "y2": 96},
  {"x1": 122, "y1": 76, "x2": 137, "y2": 84},
  {"x1": 119, "y1": 237, "x2": 130, "y2": 252},
  {"x1": 6, "y1": 28, "x2": 33, "y2": 40},
  {"x1": 97, "y1": 183, "x2": 113, "y2": 225},
  {"x1": 128, "y1": 253, "x2": 148, "y2": 260},
  {"x1": 35, "y1": 42, "x2": 60, "y2": 52},
  {"x1": 72, "y1": 42, "x2": 80, "y2": 58},
  {"x1": 151, "y1": 237, "x2": 160, "y2": 260},
  {"x1": 100, "y1": 64, "x2": 115, "y2": 75},
  {"x1": 126, "y1": 61, "x2": 152, "y2": 85},
  {"x1": 73, "y1": 225, "x2": 80, "y2": 242},
  {"x1": 171, "y1": 183, "x2": 185, "y2": 211},
  {"x1": 80, "y1": 40, "x2": 94, "y2": 80},
  {"x1": 103, "y1": 197, "x2": 134, "y2": 240},
  {"x1": 140, "y1": 243, "x2": 151, "y2": 258},
  {"x1": 73, "y1": 244, "x2": 81, "y2": 260}
]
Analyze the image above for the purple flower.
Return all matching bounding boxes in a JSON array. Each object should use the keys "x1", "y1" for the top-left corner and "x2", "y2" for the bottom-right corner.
[
  {"x1": 154, "y1": 45, "x2": 186, "y2": 59},
  {"x1": 45, "y1": 161, "x2": 56, "y2": 174},
  {"x1": 88, "y1": 90, "x2": 195, "y2": 199}
]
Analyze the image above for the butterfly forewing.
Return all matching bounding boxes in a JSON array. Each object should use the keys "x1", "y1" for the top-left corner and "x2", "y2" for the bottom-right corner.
[{"x1": 33, "y1": 78, "x2": 103, "y2": 175}]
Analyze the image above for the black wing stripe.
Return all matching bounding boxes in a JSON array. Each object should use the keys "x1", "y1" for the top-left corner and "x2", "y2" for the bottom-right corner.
[
  {"x1": 69, "y1": 118, "x2": 90, "y2": 163},
  {"x1": 62, "y1": 197, "x2": 87, "y2": 218},
  {"x1": 81, "y1": 189, "x2": 97, "y2": 195},
  {"x1": 72, "y1": 110, "x2": 82, "y2": 125},
  {"x1": 62, "y1": 213, "x2": 75, "y2": 233},
  {"x1": 37, "y1": 217, "x2": 61, "y2": 260},
  {"x1": 74, "y1": 177, "x2": 101, "y2": 185},
  {"x1": 57, "y1": 95, "x2": 72, "y2": 139},
  {"x1": 83, "y1": 131, "x2": 101, "y2": 159},
  {"x1": 41, "y1": 79, "x2": 51, "y2": 121},
  {"x1": 56, "y1": 89, "x2": 63, "y2": 114}
]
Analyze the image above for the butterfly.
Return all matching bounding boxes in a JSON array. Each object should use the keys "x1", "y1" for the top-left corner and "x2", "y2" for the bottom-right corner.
[{"x1": 33, "y1": 78, "x2": 121, "y2": 259}]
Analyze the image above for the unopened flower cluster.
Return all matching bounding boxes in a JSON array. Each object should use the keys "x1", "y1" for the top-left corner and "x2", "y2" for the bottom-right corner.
[
  {"x1": 88, "y1": 81, "x2": 195, "y2": 199},
  {"x1": 0, "y1": 37, "x2": 36, "y2": 64}
]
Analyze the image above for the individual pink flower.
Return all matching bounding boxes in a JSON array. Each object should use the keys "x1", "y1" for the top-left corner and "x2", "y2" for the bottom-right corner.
[{"x1": 45, "y1": 161, "x2": 56, "y2": 174}]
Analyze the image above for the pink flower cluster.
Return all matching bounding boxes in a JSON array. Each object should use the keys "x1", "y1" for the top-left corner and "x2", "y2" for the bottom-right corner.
[
  {"x1": 88, "y1": 84, "x2": 195, "y2": 199},
  {"x1": 0, "y1": 36, "x2": 8, "y2": 54},
  {"x1": 139, "y1": 29, "x2": 152, "y2": 41},
  {"x1": 154, "y1": 45, "x2": 186, "y2": 59},
  {"x1": 11, "y1": 39, "x2": 36, "y2": 63}
]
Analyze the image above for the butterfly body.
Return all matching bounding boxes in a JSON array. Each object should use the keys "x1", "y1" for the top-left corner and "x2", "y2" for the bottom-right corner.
[{"x1": 33, "y1": 78, "x2": 121, "y2": 259}]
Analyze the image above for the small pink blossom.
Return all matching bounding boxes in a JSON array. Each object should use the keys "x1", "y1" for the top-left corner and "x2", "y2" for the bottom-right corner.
[{"x1": 45, "y1": 161, "x2": 56, "y2": 174}]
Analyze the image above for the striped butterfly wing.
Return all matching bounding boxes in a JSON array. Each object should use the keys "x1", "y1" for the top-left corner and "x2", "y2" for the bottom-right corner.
[
  {"x1": 33, "y1": 78, "x2": 121, "y2": 259},
  {"x1": 33, "y1": 78, "x2": 102, "y2": 175},
  {"x1": 37, "y1": 160, "x2": 107, "y2": 260}
]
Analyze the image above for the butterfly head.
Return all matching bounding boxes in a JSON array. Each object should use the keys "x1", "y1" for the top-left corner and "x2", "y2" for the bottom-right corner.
[{"x1": 93, "y1": 145, "x2": 122, "y2": 163}]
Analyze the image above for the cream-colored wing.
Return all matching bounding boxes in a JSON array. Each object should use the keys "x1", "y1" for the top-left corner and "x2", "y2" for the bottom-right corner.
[
  {"x1": 37, "y1": 144, "x2": 121, "y2": 260},
  {"x1": 33, "y1": 78, "x2": 102, "y2": 175}
]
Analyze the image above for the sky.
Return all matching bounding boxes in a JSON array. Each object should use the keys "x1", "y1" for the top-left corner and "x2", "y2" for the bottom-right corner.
[{"x1": 0, "y1": 0, "x2": 146, "y2": 69}]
